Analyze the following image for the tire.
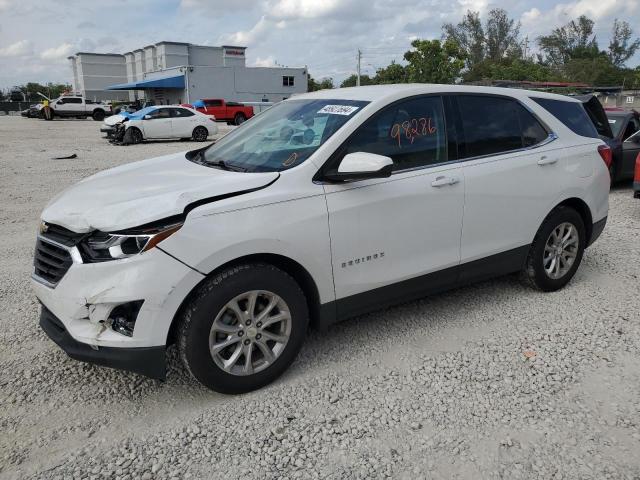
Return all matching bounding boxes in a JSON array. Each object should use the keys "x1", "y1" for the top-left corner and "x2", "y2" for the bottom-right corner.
[
  {"x1": 123, "y1": 127, "x2": 143, "y2": 145},
  {"x1": 192, "y1": 126, "x2": 209, "y2": 142},
  {"x1": 234, "y1": 113, "x2": 246, "y2": 125},
  {"x1": 177, "y1": 263, "x2": 309, "y2": 394},
  {"x1": 92, "y1": 109, "x2": 105, "y2": 121},
  {"x1": 521, "y1": 206, "x2": 586, "y2": 292},
  {"x1": 608, "y1": 161, "x2": 618, "y2": 186}
]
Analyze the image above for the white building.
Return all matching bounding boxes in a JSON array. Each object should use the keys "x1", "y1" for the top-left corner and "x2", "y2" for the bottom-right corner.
[{"x1": 68, "y1": 42, "x2": 308, "y2": 104}]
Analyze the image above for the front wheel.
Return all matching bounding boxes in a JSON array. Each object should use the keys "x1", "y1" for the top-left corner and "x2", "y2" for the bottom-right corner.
[
  {"x1": 177, "y1": 264, "x2": 309, "y2": 394},
  {"x1": 192, "y1": 126, "x2": 208, "y2": 142},
  {"x1": 234, "y1": 113, "x2": 246, "y2": 125},
  {"x1": 123, "y1": 127, "x2": 143, "y2": 145},
  {"x1": 92, "y1": 110, "x2": 105, "y2": 121},
  {"x1": 521, "y1": 206, "x2": 585, "y2": 292}
]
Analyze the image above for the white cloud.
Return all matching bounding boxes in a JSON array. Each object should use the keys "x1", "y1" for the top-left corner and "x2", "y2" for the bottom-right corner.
[
  {"x1": 267, "y1": 0, "x2": 341, "y2": 19},
  {"x1": 41, "y1": 42, "x2": 75, "y2": 60},
  {"x1": 521, "y1": 0, "x2": 639, "y2": 34},
  {"x1": 253, "y1": 55, "x2": 277, "y2": 67},
  {"x1": 0, "y1": 39, "x2": 33, "y2": 57}
]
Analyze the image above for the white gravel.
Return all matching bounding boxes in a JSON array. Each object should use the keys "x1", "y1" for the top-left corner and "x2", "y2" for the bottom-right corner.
[{"x1": 1, "y1": 116, "x2": 639, "y2": 480}]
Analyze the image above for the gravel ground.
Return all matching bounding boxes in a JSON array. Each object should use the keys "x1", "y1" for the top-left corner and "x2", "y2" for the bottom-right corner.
[{"x1": 0, "y1": 116, "x2": 639, "y2": 480}]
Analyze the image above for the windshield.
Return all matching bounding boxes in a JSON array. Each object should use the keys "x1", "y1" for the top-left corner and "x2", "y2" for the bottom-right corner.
[
  {"x1": 132, "y1": 106, "x2": 157, "y2": 117},
  {"x1": 197, "y1": 99, "x2": 369, "y2": 172}
]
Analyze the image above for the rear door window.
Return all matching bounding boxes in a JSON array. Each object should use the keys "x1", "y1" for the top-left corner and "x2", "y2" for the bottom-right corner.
[
  {"x1": 456, "y1": 95, "x2": 522, "y2": 158},
  {"x1": 531, "y1": 97, "x2": 599, "y2": 139},
  {"x1": 340, "y1": 96, "x2": 447, "y2": 171},
  {"x1": 517, "y1": 104, "x2": 549, "y2": 147}
]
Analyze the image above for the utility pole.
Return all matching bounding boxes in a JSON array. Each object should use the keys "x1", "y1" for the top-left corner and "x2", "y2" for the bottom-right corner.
[{"x1": 356, "y1": 49, "x2": 362, "y2": 87}]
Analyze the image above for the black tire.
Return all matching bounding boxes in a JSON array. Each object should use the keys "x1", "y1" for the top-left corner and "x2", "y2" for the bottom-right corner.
[
  {"x1": 177, "y1": 263, "x2": 309, "y2": 394},
  {"x1": 234, "y1": 113, "x2": 246, "y2": 125},
  {"x1": 92, "y1": 109, "x2": 105, "y2": 121},
  {"x1": 192, "y1": 126, "x2": 209, "y2": 142},
  {"x1": 521, "y1": 206, "x2": 586, "y2": 292},
  {"x1": 608, "y1": 161, "x2": 618, "y2": 186},
  {"x1": 123, "y1": 127, "x2": 143, "y2": 145}
]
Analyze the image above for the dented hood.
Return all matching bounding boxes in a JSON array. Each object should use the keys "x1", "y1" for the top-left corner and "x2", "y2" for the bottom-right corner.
[{"x1": 42, "y1": 151, "x2": 279, "y2": 232}]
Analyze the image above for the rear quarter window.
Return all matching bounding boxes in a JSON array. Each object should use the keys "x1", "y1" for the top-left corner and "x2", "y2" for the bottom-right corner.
[{"x1": 531, "y1": 97, "x2": 599, "y2": 139}]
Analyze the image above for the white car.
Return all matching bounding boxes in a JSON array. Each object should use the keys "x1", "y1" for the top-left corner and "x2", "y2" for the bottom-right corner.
[
  {"x1": 101, "y1": 105, "x2": 218, "y2": 143},
  {"x1": 33, "y1": 84, "x2": 610, "y2": 393}
]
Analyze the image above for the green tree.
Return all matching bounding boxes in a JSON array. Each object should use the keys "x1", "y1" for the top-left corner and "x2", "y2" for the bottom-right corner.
[
  {"x1": 442, "y1": 10, "x2": 485, "y2": 68},
  {"x1": 538, "y1": 15, "x2": 599, "y2": 66},
  {"x1": 18, "y1": 82, "x2": 72, "y2": 101},
  {"x1": 339, "y1": 74, "x2": 375, "y2": 88},
  {"x1": 308, "y1": 75, "x2": 334, "y2": 91},
  {"x1": 608, "y1": 19, "x2": 640, "y2": 67},
  {"x1": 373, "y1": 62, "x2": 408, "y2": 84},
  {"x1": 403, "y1": 39, "x2": 466, "y2": 84},
  {"x1": 464, "y1": 58, "x2": 551, "y2": 82},
  {"x1": 485, "y1": 8, "x2": 522, "y2": 61}
]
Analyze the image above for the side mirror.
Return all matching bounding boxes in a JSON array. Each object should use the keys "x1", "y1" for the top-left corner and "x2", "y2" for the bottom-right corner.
[
  {"x1": 324, "y1": 152, "x2": 393, "y2": 182},
  {"x1": 143, "y1": 114, "x2": 152, "y2": 120}
]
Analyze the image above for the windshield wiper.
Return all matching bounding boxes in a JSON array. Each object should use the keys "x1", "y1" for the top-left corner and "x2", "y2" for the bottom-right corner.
[{"x1": 205, "y1": 157, "x2": 248, "y2": 172}]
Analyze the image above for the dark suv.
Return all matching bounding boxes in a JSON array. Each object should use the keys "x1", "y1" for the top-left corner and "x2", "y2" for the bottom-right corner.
[{"x1": 604, "y1": 108, "x2": 640, "y2": 182}]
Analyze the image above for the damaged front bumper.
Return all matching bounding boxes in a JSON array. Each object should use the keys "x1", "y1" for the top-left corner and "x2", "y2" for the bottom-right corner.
[
  {"x1": 40, "y1": 305, "x2": 166, "y2": 379},
  {"x1": 31, "y1": 246, "x2": 205, "y2": 379}
]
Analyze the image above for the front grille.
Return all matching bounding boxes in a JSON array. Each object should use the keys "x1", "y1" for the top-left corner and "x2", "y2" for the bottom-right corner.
[
  {"x1": 42, "y1": 223, "x2": 85, "y2": 247},
  {"x1": 34, "y1": 238, "x2": 73, "y2": 286}
]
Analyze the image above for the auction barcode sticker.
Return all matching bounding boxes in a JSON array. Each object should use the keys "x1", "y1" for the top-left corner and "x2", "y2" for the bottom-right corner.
[{"x1": 318, "y1": 105, "x2": 360, "y2": 115}]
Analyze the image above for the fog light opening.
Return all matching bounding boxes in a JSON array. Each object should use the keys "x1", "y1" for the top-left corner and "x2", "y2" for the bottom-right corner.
[{"x1": 108, "y1": 300, "x2": 144, "y2": 337}]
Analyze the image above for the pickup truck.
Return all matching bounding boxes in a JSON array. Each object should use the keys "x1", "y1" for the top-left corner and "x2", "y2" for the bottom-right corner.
[
  {"x1": 192, "y1": 99, "x2": 254, "y2": 125},
  {"x1": 39, "y1": 95, "x2": 113, "y2": 121}
]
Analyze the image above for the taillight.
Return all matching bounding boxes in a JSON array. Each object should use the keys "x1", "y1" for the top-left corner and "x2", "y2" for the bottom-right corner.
[
  {"x1": 634, "y1": 152, "x2": 640, "y2": 183},
  {"x1": 597, "y1": 144, "x2": 612, "y2": 168}
]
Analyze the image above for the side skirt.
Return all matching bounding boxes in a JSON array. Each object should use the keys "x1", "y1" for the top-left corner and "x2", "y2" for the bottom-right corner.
[{"x1": 317, "y1": 245, "x2": 530, "y2": 330}]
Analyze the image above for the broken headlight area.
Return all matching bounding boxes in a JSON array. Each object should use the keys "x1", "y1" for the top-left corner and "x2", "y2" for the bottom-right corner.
[{"x1": 79, "y1": 220, "x2": 183, "y2": 262}]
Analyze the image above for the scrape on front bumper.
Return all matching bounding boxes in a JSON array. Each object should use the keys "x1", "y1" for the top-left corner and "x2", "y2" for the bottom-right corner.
[{"x1": 40, "y1": 305, "x2": 166, "y2": 379}]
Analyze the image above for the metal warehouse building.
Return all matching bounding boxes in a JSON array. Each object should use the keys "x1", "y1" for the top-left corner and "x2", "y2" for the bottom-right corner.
[{"x1": 68, "y1": 41, "x2": 308, "y2": 104}]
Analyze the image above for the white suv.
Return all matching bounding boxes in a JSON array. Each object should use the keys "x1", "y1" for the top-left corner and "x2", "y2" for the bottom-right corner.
[{"x1": 32, "y1": 85, "x2": 610, "y2": 393}]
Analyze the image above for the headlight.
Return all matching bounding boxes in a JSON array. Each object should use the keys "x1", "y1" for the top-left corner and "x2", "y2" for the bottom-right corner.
[{"x1": 80, "y1": 221, "x2": 183, "y2": 262}]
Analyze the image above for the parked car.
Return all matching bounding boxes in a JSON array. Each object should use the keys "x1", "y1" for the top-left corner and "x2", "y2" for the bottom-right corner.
[
  {"x1": 21, "y1": 104, "x2": 41, "y2": 118},
  {"x1": 192, "y1": 98, "x2": 254, "y2": 125},
  {"x1": 38, "y1": 95, "x2": 112, "y2": 121},
  {"x1": 604, "y1": 107, "x2": 640, "y2": 182},
  {"x1": 32, "y1": 85, "x2": 609, "y2": 393},
  {"x1": 634, "y1": 153, "x2": 640, "y2": 199},
  {"x1": 101, "y1": 105, "x2": 217, "y2": 144}
]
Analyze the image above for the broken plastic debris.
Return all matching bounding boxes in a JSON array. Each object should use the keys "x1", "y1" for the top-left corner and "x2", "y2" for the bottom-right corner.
[
  {"x1": 523, "y1": 349, "x2": 536, "y2": 359},
  {"x1": 52, "y1": 153, "x2": 77, "y2": 159}
]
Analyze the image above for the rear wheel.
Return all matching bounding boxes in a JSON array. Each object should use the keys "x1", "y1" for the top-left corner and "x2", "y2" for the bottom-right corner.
[
  {"x1": 608, "y1": 160, "x2": 618, "y2": 186},
  {"x1": 234, "y1": 113, "x2": 246, "y2": 125},
  {"x1": 521, "y1": 206, "x2": 585, "y2": 292},
  {"x1": 192, "y1": 126, "x2": 209, "y2": 142},
  {"x1": 178, "y1": 263, "x2": 309, "y2": 394},
  {"x1": 92, "y1": 110, "x2": 105, "y2": 121}
]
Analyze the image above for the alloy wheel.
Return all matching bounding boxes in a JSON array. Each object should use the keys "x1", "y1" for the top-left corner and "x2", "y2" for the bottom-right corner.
[
  {"x1": 209, "y1": 290, "x2": 291, "y2": 376},
  {"x1": 543, "y1": 222, "x2": 579, "y2": 280}
]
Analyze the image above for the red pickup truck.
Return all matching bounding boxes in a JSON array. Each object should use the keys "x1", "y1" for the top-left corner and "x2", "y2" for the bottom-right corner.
[{"x1": 193, "y1": 99, "x2": 254, "y2": 125}]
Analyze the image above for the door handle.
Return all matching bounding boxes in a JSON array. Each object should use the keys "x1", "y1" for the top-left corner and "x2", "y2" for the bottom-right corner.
[
  {"x1": 537, "y1": 156, "x2": 558, "y2": 166},
  {"x1": 431, "y1": 175, "x2": 460, "y2": 187}
]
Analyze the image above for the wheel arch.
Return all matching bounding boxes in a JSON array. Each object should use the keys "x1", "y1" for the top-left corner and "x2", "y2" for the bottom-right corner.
[
  {"x1": 166, "y1": 253, "x2": 323, "y2": 345},
  {"x1": 551, "y1": 197, "x2": 593, "y2": 244}
]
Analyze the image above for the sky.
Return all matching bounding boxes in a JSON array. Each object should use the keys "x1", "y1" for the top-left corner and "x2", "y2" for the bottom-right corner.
[{"x1": 0, "y1": 0, "x2": 639, "y2": 90}]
